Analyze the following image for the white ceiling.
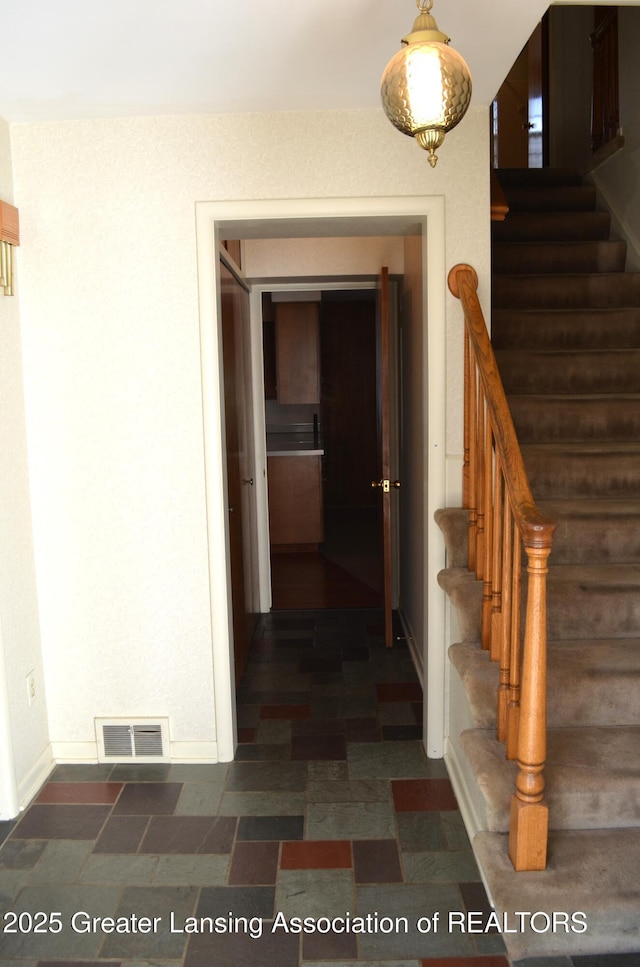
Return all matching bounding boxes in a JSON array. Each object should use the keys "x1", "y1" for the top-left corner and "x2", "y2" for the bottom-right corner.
[{"x1": 0, "y1": 0, "x2": 556, "y2": 123}]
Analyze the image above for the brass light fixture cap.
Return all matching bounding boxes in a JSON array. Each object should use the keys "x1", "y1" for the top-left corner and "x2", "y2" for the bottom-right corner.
[
  {"x1": 380, "y1": 0, "x2": 472, "y2": 167},
  {"x1": 403, "y1": 9, "x2": 450, "y2": 46}
]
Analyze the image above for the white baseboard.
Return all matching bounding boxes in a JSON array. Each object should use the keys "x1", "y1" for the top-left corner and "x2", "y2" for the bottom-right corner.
[
  {"x1": 17, "y1": 744, "x2": 55, "y2": 812},
  {"x1": 444, "y1": 734, "x2": 486, "y2": 844},
  {"x1": 170, "y1": 741, "x2": 219, "y2": 762},
  {"x1": 397, "y1": 607, "x2": 423, "y2": 687},
  {"x1": 51, "y1": 739, "x2": 220, "y2": 764}
]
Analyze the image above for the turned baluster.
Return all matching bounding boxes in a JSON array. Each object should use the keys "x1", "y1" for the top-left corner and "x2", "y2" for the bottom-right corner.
[
  {"x1": 509, "y1": 538, "x2": 552, "y2": 871},
  {"x1": 497, "y1": 491, "x2": 512, "y2": 742},
  {"x1": 490, "y1": 457, "x2": 503, "y2": 662},
  {"x1": 466, "y1": 342, "x2": 478, "y2": 573},
  {"x1": 507, "y1": 527, "x2": 522, "y2": 761},
  {"x1": 481, "y1": 419, "x2": 494, "y2": 651}
]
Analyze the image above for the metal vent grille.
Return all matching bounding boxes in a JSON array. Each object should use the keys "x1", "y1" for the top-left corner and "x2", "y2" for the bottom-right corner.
[{"x1": 95, "y1": 718, "x2": 169, "y2": 762}]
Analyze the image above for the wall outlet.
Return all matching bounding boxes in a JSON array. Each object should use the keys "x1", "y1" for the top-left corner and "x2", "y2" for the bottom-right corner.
[{"x1": 26, "y1": 671, "x2": 36, "y2": 707}]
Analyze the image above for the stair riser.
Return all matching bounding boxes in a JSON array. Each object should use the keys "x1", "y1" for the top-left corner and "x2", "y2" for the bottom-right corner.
[
  {"x1": 492, "y1": 309, "x2": 640, "y2": 351},
  {"x1": 546, "y1": 580, "x2": 640, "y2": 639},
  {"x1": 445, "y1": 573, "x2": 640, "y2": 641},
  {"x1": 502, "y1": 186, "x2": 597, "y2": 212},
  {"x1": 450, "y1": 639, "x2": 640, "y2": 731},
  {"x1": 497, "y1": 168, "x2": 585, "y2": 188},
  {"x1": 436, "y1": 504, "x2": 640, "y2": 567},
  {"x1": 524, "y1": 450, "x2": 640, "y2": 499},
  {"x1": 497, "y1": 350, "x2": 640, "y2": 394},
  {"x1": 462, "y1": 729, "x2": 640, "y2": 833},
  {"x1": 549, "y1": 517, "x2": 640, "y2": 565},
  {"x1": 508, "y1": 397, "x2": 640, "y2": 443},
  {"x1": 492, "y1": 211, "x2": 611, "y2": 243},
  {"x1": 493, "y1": 273, "x2": 640, "y2": 310},
  {"x1": 493, "y1": 241, "x2": 626, "y2": 275}
]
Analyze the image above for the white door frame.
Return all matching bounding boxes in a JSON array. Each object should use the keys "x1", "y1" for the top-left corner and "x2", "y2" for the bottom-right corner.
[{"x1": 195, "y1": 196, "x2": 447, "y2": 761}]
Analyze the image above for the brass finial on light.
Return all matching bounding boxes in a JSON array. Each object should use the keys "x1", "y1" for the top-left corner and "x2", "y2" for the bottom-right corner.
[{"x1": 381, "y1": 0, "x2": 472, "y2": 167}]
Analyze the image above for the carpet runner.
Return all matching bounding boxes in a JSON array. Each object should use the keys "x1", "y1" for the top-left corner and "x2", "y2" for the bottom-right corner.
[{"x1": 438, "y1": 167, "x2": 640, "y2": 960}]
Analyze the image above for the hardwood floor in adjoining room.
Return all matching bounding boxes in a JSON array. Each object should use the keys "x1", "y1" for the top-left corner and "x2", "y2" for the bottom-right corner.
[{"x1": 270, "y1": 550, "x2": 382, "y2": 610}]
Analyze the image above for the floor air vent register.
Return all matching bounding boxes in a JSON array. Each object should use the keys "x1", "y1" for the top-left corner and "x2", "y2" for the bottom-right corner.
[{"x1": 95, "y1": 717, "x2": 169, "y2": 762}]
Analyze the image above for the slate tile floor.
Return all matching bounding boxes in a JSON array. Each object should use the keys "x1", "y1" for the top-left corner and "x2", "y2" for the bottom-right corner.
[{"x1": 0, "y1": 609, "x2": 630, "y2": 967}]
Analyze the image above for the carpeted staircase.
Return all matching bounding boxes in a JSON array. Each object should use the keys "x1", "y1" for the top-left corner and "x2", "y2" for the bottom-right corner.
[{"x1": 438, "y1": 168, "x2": 640, "y2": 960}]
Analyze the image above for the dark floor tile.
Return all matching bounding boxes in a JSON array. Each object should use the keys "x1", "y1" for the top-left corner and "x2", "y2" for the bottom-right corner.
[
  {"x1": 10, "y1": 804, "x2": 112, "y2": 840},
  {"x1": 0, "y1": 884, "x2": 121, "y2": 959},
  {"x1": 280, "y1": 840, "x2": 351, "y2": 869},
  {"x1": 259, "y1": 703, "x2": 311, "y2": 720},
  {"x1": 234, "y1": 743, "x2": 291, "y2": 761},
  {"x1": 421, "y1": 958, "x2": 509, "y2": 967},
  {"x1": 299, "y1": 654, "x2": 343, "y2": 674},
  {"x1": 236, "y1": 704, "x2": 261, "y2": 728},
  {"x1": 302, "y1": 924, "x2": 358, "y2": 960},
  {"x1": 272, "y1": 637, "x2": 315, "y2": 649},
  {"x1": 291, "y1": 733, "x2": 347, "y2": 760},
  {"x1": 0, "y1": 839, "x2": 47, "y2": 868},
  {"x1": 512, "y1": 958, "x2": 574, "y2": 967},
  {"x1": 459, "y1": 879, "x2": 495, "y2": 919},
  {"x1": 396, "y1": 811, "x2": 447, "y2": 851},
  {"x1": 92, "y1": 815, "x2": 150, "y2": 854},
  {"x1": 0, "y1": 819, "x2": 15, "y2": 846},
  {"x1": 382, "y1": 724, "x2": 423, "y2": 741},
  {"x1": 225, "y1": 761, "x2": 307, "y2": 792},
  {"x1": 228, "y1": 840, "x2": 279, "y2": 884},
  {"x1": 108, "y1": 763, "x2": 172, "y2": 781},
  {"x1": 35, "y1": 782, "x2": 123, "y2": 804},
  {"x1": 342, "y1": 644, "x2": 370, "y2": 661},
  {"x1": 376, "y1": 682, "x2": 423, "y2": 702},
  {"x1": 392, "y1": 778, "x2": 459, "y2": 812},
  {"x1": 237, "y1": 815, "x2": 304, "y2": 842},
  {"x1": 237, "y1": 727, "x2": 257, "y2": 743},
  {"x1": 196, "y1": 885, "x2": 276, "y2": 920},
  {"x1": 36, "y1": 962, "x2": 121, "y2": 967},
  {"x1": 572, "y1": 958, "x2": 640, "y2": 967},
  {"x1": 111, "y1": 782, "x2": 183, "y2": 815},
  {"x1": 100, "y1": 885, "x2": 199, "y2": 959},
  {"x1": 246, "y1": 690, "x2": 312, "y2": 705},
  {"x1": 184, "y1": 920, "x2": 298, "y2": 967},
  {"x1": 346, "y1": 716, "x2": 381, "y2": 742},
  {"x1": 48, "y1": 763, "x2": 115, "y2": 782},
  {"x1": 140, "y1": 815, "x2": 236, "y2": 854},
  {"x1": 292, "y1": 717, "x2": 345, "y2": 735},
  {"x1": 353, "y1": 838, "x2": 403, "y2": 883}
]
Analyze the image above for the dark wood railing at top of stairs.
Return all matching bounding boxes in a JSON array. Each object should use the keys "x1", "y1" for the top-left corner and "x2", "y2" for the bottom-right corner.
[{"x1": 448, "y1": 263, "x2": 556, "y2": 871}]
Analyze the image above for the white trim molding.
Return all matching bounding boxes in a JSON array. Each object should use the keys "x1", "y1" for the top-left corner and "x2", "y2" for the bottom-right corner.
[{"x1": 195, "y1": 195, "x2": 448, "y2": 762}]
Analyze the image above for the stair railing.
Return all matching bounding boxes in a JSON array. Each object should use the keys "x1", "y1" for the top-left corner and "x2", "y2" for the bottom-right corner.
[{"x1": 448, "y1": 263, "x2": 556, "y2": 872}]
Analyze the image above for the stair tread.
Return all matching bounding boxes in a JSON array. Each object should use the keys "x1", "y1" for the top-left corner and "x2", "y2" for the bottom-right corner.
[
  {"x1": 523, "y1": 440, "x2": 640, "y2": 452},
  {"x1": 451, "y1": 638, "x2": 640, "y2": 733},
  {"x1": 462, "y1": 726, "x2": 640, "y2": 834},
  {"x1": 475, "y1": 827, "x2": 640, "y2": 959}
]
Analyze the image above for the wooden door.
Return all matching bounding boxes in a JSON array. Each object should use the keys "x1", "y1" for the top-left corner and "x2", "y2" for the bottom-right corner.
[
  {"x1": 373, "y1": 267, "x2": 398, "y2": 648},
  {"x1": 492, "y1": 19, "x2": 547, "y2": 168},
  {"x1": 220, "y1": 260, "x2": 257, "y2": 684}
]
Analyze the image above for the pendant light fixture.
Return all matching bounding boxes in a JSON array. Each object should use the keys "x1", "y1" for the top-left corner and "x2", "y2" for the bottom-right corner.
[{"x1": 381, "y1": 0, "x2": 472, "y2": 167}]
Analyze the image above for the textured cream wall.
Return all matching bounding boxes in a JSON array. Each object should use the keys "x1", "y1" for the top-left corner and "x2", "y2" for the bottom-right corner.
[
  {"x1": 0, "y1": 118, "x2": 50, "y2": 800},
  {"x1": 244, "y1": 236, "x2": 406, "y2": 278},
  {"x1": 10, "y1": 107, "x2": 490, "y2": 753}
]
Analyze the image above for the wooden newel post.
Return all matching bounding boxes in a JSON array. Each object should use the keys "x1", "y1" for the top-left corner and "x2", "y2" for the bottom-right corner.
[{"x1": 509, "y1": 535, "x2": 552, "y2": 871}]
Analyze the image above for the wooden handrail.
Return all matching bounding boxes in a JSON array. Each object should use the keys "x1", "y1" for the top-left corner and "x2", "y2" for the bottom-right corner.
[{"x1": 448, "y1": 263, "x2": 556, "y2": 871}]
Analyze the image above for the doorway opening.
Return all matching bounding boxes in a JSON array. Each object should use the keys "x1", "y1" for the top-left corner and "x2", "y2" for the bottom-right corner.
[
  {"x1": 263, "y1": 287, "x2": 387, "y2": 612},
  {"x1": 195, "y1": 196, "x2": 447, "y2": 762}
]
